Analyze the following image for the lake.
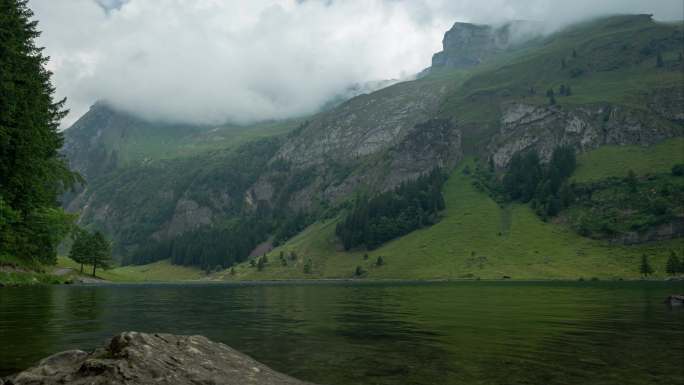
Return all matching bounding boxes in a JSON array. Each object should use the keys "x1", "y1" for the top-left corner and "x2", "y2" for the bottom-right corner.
[{"x1": 1, "y1": 281, "x2": 683, "y2": 384}]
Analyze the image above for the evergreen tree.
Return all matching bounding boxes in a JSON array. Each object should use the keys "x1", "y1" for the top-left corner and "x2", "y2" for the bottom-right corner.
[
  {"x1": 656, "y1": 52, "x2": 664, "y2": 68},
  {"x1": 665, "y1": 251, "x2": 680, "y2": 276},
  {"x1": 640, "y1": 254, "x2": 653, "y2": 278},
  {"x1": 68, "y1": 228, "x2": 91, "y2": 274},
  {"x1": 0, "y1": 0, "x2": 80, "y2": 264},
  {"x1": 303, "y1": 258, "x2": 312, "y2": 274},
  {"x1": 376, "y1": 256, "x2": 385, "y2": 267},
  {"x1": 89, "y1": 231, "x2": 111, "y2": 277},
  {"x1": 626, "y1": 170, "x2": 638, "y2": 193}
]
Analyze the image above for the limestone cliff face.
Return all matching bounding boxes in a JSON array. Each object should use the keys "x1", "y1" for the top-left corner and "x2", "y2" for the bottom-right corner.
[
  {"x1": 431, "y1": 21, "x2": 534, "y2": 70},
  {"x1": 489, "y1": 94, "x2": 684, "y2": 169},
  {"x1": 244, "y1": 81, "x2": 463, "y2": 212}
]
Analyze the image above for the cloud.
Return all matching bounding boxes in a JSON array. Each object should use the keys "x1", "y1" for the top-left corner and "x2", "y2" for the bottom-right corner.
[{"x1": 29, "y1": 0, "x2": 684, "y2": 127}]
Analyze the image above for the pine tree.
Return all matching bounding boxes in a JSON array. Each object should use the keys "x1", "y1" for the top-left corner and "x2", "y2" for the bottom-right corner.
[
  {"x1": 0, "y1": 0, "x2": 80, "y2": 264},
  {"x1": 665, "y1": 251, "x2": 680, "y2": 276},
  {"x1": 89, "y1": 231, "x2": 111, "y2": 277},
  {"x1": 656, "y1": 52, "x2": 664, "y2": 68},
  {"x1": 626, "y1": 170, "x2": 638, "y2": 193},
  {"x1": 640, "y1": 254, "x2": 653, "y2": 278},
  {"x1": 68, "y1": 228, "x2": 91, "y2": 274}
]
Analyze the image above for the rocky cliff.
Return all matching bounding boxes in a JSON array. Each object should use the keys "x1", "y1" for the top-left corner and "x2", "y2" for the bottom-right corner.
[
  {"x1": 431, "y1": 21, "x2": 536, "y2": 70},
  {"x1": 2, "y1": 332, "x2": 314, "y2": 385},
  {"x1": 489, "y1": 90, "x2": 684, "y2": 169}
]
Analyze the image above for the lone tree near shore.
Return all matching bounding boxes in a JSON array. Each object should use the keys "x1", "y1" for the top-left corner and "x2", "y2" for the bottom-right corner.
[
  {"x1": 68, "y1": 229, "x2": 90, "y2": 274},
  {"x1": 89, "y1": 231, "x2": 112, "y2": 277},
  {"x1": 640, "y1": 254, "x2": 653, "y2": 278}
]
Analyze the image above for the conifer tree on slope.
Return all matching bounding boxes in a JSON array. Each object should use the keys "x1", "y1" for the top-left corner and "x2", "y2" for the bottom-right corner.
[{"x1": 0, "y1": 0, "x2": 79, "y2": 264}]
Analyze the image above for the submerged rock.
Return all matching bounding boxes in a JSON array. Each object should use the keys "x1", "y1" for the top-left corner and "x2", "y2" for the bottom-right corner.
[
  {"x1": 665, "y1": 295, "x2": 684, "y2": 306},
  {"x1": 4, "y1": 332, "x2": 315, "y2": 385}
]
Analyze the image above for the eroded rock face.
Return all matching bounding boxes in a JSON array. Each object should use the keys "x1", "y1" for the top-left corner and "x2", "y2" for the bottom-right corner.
[
  {"x1": 4, "y1": 332, "x2": 315, "y2": 385},
  {"x1": 431, "y1": 21, "x2": 536, "y2": 70},
  {"x1": 490, "y1": 101, "x2": 683, "y2": 169}
]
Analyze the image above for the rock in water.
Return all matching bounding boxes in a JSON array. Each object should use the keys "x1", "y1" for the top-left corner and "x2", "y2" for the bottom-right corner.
[
  {"x1": 665, "y1": 295, "x2": 684, "y2": 306},
  {"x1": 4, "y1": 332, "x2": 316, "y2": 385}
]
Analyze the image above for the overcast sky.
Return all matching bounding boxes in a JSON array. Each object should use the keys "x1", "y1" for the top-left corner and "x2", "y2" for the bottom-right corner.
[{"x1": 29, "y1": 0, "x2": 684, "y2": 128}]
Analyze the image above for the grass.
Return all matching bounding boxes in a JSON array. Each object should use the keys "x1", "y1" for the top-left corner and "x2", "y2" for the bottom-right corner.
[
  {"x1": 56, "y1": 256, "x2": 204, "y2": 282},
  {"x1": 224, "y1": 155, "x2": 684, "y2": 281},
  {"x1": 572, "y1": 138, "x2": 684, "y2": 182}
]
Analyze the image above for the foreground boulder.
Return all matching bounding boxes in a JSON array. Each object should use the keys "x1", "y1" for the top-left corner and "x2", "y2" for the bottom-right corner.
[{"x1": 3, "y1": 332, "x2": 315, "y2": 385}]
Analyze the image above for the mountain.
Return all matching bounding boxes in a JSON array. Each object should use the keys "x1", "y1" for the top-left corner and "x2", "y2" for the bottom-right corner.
[{"x1": 63, "y1": 15, "x2": 684, "y2": 278}]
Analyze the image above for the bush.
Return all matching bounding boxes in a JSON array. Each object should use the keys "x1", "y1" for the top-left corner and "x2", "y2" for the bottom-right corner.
[{"x1": 672, "y1": 164, "x2": 684, "y2": 177}]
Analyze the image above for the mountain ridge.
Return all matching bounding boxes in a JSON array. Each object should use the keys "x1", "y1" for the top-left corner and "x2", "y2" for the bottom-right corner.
[{"x1": 62, "y1": 14, "x2": 684, "y2": 278}]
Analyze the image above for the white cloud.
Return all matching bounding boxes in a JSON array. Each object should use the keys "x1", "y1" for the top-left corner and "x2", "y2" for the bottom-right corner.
[{"x1": 29, "y1": 0, "x2": 684, "y2": 127}]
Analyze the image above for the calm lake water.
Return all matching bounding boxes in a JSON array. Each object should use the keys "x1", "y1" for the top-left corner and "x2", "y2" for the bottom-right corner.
[{"x1": 1, "y1": 281, "x2": 683, "y2": 384}]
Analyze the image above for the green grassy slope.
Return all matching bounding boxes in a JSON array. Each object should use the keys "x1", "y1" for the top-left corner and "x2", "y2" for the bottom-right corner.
[
  {"x1": 56, "y1": 256, "x2": 203, "y2": 282},
  {"x1": 224, "y1": 142, "x2": 684, "y2": 281},
  {"x1": 573, "y1": 138, "x2": 684, "y2": 182}
]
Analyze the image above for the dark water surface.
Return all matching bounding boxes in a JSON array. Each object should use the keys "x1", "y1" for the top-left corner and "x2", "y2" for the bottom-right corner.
[{"x1": 1, "y1": 281, "x2": 683, "y2": 384}]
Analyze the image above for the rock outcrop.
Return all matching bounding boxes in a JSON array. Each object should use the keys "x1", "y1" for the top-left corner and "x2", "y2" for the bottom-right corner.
[
  {"x1": 489, "y1": 100, "x2": 683, "y2": 169},
  {"x1": 431, "y1": 21, "x2": 536, "y2": 70},
  {"x1": 3, "y1": 332, "x2": 315, "y2": 385}
]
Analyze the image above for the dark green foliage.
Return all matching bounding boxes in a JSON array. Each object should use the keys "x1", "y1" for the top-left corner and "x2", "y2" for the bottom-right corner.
[
  {"x1": 257, "y1": 256, "x2": 266, "y2": 271},
  {"x1": 625, "y1": 170, "x2": 638, "y2": 193},
  {"x1": 68, "y1": 228, "x2": 90, "y2": 274},
  {"x1": 672, "y1": 164, "x2": 684, "y2": 176},
  {"x1": 0, "y1": 0, "x2": 79, "y2": 265},
  {"x1": 89, "y1": 231, "x2": 111, "y2": 277},
  {"x1": 125, "y1": 217, "x2": 271, "y2": 271},
  {"x1": 656, "y1": 52, "x2": 664, "y2": 67},
  {"x1": 354, "y1": 265, "x2": 365, "y2": 277},
  {"x1": 335, "y1": 168, "x2": 447, "y2": 250},
  {"x1": 273, "y1": 212, "x2": 310, "y2": 246},
  {"x1": 567, "y1": 173, "x2": 683, "y2": 238},
  {"x1": 640, "y1": 254, "x2": 653, "y2": 277},
  {"x1": 303, "y1": 258, "x2": 312, "y2": 274},
  {"x1": 572, "y1": 49, "x2": 578, "y2": 58},
  {"x1": 559, "y1": 84, "x2": 572, "y2": 96},
  {"x1": 665, "y1": 251, "x2": 681, "y2": 276},
  {"x1": 503, "y1": 146, "x2": 577, "y2": 218},
  {"x1": 376, "y1": 256, "x2": 385, "y2": 267}
]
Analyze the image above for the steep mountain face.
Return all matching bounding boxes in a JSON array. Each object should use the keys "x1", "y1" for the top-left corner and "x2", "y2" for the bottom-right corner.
[
  {"x1": 431, "y1": 21, "x2": 535, "y2": 70},
  {"x1": 63, "y1": 14, "x2": 684, "y2": 265},
  {"x1": 491, "y1": 98, "x2": 683, "y2": 169}
]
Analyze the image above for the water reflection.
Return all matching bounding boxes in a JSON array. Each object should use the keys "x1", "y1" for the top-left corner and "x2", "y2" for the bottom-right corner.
[{"x1": 0, "y1": 281, "x2": 682, "y2": 385}]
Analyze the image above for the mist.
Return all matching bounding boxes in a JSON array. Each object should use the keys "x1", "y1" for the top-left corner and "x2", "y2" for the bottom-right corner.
[{"x1": 29, "y1": 0, "x2": 683, "y2": 127}]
